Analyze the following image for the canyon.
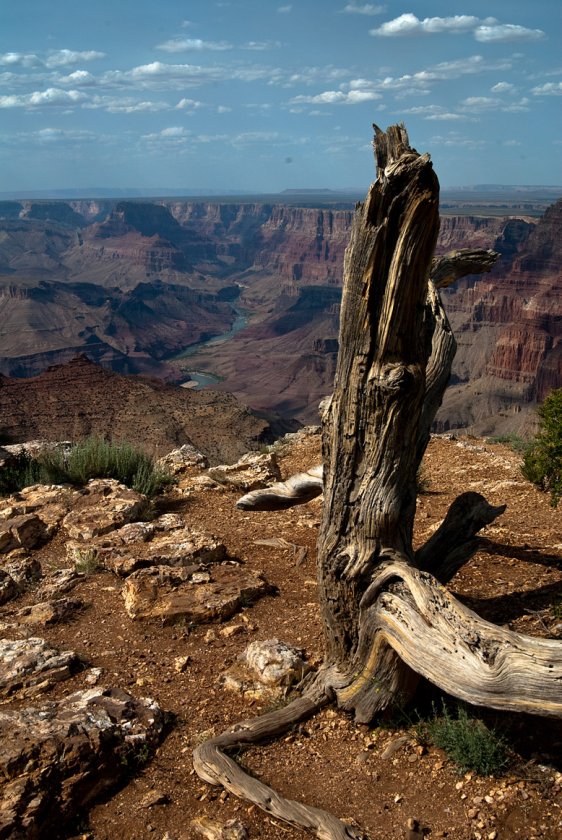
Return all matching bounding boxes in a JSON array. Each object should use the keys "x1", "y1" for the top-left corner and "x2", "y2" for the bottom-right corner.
[{"x1": 0, "y1": 195, "x2": 560, "y2": 438}]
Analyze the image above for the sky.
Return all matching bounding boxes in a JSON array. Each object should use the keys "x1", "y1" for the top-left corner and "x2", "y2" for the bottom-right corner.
[{"x1": 1, "y1": 0, "x2": 561, "y2": 194}]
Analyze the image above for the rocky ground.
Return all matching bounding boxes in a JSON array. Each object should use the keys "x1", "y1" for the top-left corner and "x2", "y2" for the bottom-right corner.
[{"x1": 0, "y1": 430, "x2": 561, "y2": 840}]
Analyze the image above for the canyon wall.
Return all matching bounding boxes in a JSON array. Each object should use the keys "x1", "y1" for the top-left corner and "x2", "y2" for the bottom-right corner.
[{"x1": 0, "y1": 197, "x2": 560, "y2": 435}]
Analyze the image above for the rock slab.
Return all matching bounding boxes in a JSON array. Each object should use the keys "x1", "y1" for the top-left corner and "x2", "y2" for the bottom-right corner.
[{"x1": 0, "y1": 687, "x2": 164, "y2": 839}]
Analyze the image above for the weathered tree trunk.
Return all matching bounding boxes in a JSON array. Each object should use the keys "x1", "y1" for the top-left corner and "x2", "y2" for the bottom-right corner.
[{"x1": 194, "y1": 124, "x2": 562, "y2": 839}]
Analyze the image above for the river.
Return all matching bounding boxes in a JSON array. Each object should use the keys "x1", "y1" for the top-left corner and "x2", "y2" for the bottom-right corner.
[{"x1": 175, "y1": 305, "x2": 248, "y2": 390}]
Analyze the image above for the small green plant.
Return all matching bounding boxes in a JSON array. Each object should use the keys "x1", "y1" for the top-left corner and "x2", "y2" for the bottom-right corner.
[
  {"x1": 424, "y1": 702, "x2": 509, "y2": 776},
  {"x1": 73, "y1": 546, "x2": 100, "y2": 575},
  {"x1": 522, "y1": 389, "x2": 562, "y2": 507}
]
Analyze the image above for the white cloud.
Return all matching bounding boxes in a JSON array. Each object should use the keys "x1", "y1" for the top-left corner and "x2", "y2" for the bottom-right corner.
[
  {"x1": 277, "y1": 5, "x2": 292, "y2": 12},
  {"x1": 474, "y1": 24, "x2": 544, "y2": 43},
  {"x1": 161, "y1": 126, "x2": 189, "y2": 137},
  {"x1": 531, "y1": 82, "x2": 562, "y2": 95},
  {"x1": 290, "y1": 89, "x2": 381, "y2": 105},
  {"x1": 109, "y1": 61, "x2": 284, "y2": 89},
  {"x1": 491, "y1": 81, "x2": 514, "y2": 93},
  {"x1": 0, "y1": 52, "x2": 40, "y2": 67},
  {"x1": 156, "y1": 38, "x2": 232, "y2": 53},
  {"x1": 401, "y1": 104, "x2": 469, "y2": 121},
  {"x1": 370, "y1": 13, "x2": 545, "y2": 42},
  {"x1": 217, "y1": 105, "x2": 232, "y2": 113},
  {"x1": 44, "y1": 49, "x2": 105, "y2": 68},
  {"x1": 36, "y1": 127, "x2": 96, "y2": 143},
  {"x1": 176, "y1": 97, "x2": 203, "y2": 110},
  {"x1": 341, "y1": 3, "x2": 386, "y2": 14},
  {"x1": 141, "y1": 127, "x2": 192, "y2": 147},
  {"x1": 0, "y1": 88, "x2": 87, "y2": 108},
  {"x1": 243, "y1": 41, "x2": 281, "y2": 51},
  {"x1": 460, "y1": 95, "x2": 530, "y2": 114},
  {"x1": 232, "y1": 131, "x2": 280, "y2": 144},
  {"x1": 461, "y1": 96, "x2": 499, "y2": 110},
  {"x1": 502, "y1": 139, "x2": 522, "y2": 146},
  {"x1": 57, "y1": 70, "x2": 97, "y2": 86},
  {"x1": 426, "y1": 112, "x2": 468, "y2": 121},
  {"x1": 371, "y1": 13, "x2": 479, "y2": 36},
  {"x1": 429, "y1": 132, "x2": 487, "y2": 149}
]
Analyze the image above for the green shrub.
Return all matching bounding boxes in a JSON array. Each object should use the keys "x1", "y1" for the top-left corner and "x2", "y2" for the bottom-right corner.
[
  {"x1": 0, "y1": 437, "x2": 173, "y2": 498},
  {"x1": 0, "y1": 450, "x2": 46, "y2": 495},
  {"x1": 486, "y1": 433, "x2": 529, "y2": 454},
  {"x1": 522, "y1": 389, "x2": 562, "y2": 508},
  {"x1": 424, "y1": 702, "x2": 508, "y2": 776}
]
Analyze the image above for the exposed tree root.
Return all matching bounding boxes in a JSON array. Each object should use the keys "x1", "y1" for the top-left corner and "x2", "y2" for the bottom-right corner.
[
  {"x1": 193, "y1": 682, "x2": 368, "y2": 839},
  {"x1": 337, "y1": 558, "x2": 562, "y2": 720},
  {"x1": 194, "y1": 555, "x2": 562, "y2": 837},
  {"x1": 236, "y1": 466, "x2": 323, "y2": 511}
]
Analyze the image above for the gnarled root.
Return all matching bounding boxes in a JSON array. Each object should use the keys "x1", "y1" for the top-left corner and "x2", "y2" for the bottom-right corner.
[
  {"x1": 335, "y1": 558, "x2": 562, "y2": 722},
  {"x1": 194, "y1": 555, "x2": 562, "y2": 837},
  {"x1": 193, "y1": 682, "x2": 367, "y2": 840}
]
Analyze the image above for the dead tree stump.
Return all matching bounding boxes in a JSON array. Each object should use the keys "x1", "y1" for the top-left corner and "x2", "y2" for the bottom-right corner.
[{"x1": 194, "y1": 124, "x2": 562, "y2": 840}]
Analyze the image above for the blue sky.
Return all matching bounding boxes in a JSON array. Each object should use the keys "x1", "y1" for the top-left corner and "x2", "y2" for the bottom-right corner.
[{"x1": 1, "y1": 0, "x2": 561, "y2": 193}]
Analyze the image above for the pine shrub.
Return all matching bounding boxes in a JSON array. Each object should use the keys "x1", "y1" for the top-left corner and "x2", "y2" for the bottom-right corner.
[{"x1": 522, "y1": 388, "x2": 562, "y2": 507}]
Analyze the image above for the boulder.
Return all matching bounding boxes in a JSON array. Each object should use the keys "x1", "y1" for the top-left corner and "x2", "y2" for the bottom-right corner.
[
  {"x1": 0, "y1": 514, "x2": 48, "y2": 553},
  {"x1": 122, "y1": 565, "x2": 271, "y2": 623},
  {"x1": 36, "y1": 569, "x2": 82, "y2": 600},
  {"x1": 0, "y1": 638, "x2": 80, "y2": 700},
  {"x1": 62, "y1": 479, "x2": 147, "y2": 541},
  {"x1": 207, "y1": 452, "x2": 281, "y2": 492},
  {"x1": 220, "y1": 638, "x2": 308, "y2": 699},
  {"x1": 157, "y1": 444, "x2": 208, "y2": 474},
  {"x1": 3, "y1": 555, "x2": 42, "y2": 589},
  {"x1": 0, "y1": 485, "x2": 79, "y2": 540},
  {"x1": 12, "y1": 598, "x2": 83, "y2": 626},
  {"x1": 98, "y1": 526, "x2": 227, "y2": 576},
  {"x1": 0, "y1": 687, "x2": 164, "y2": 839}
]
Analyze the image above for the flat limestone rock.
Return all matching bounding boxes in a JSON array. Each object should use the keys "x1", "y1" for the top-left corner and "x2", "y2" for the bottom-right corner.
[
  {"x1": 0, "y1": 485, "x2": 79, "y2": 539},
  {"x1": 122, "y1": 565, "x2": 271, "y2": 623},
  {"x1": 62, "y1": 479, "x2": 147, "y2": 541},
  {"x1": 0, "y1": 687, "x2": 165, "y2": 839},
  {"x1": 0, "y1": 638, "x2": 80, "y2": 701},
  {"x1": 99, "y1": 527, "x2": 227, "y2": 576},
  {"x1": 220, "y1": 638, "x2": 308, "y2": 699},
  {"x1": 207, "y1": 452, "x2": 281, "y2": 492},
  {"x1": 12, "y1": 597, "x2": 83, "y2": 626}
]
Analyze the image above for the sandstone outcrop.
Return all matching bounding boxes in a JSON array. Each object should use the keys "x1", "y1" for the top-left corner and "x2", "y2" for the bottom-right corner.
[
  {"x1": 0, "y1": 687, "x2": 164, "y2": 839},
  {"x1": 0, "y1": 638, "x2": 80, "y2": 700},
  {"x1": 122, "y1": 564, "x2": 271, "y2": 623}
]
